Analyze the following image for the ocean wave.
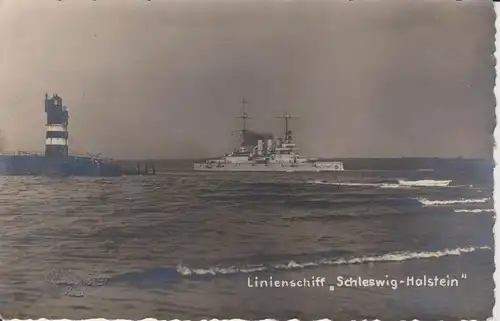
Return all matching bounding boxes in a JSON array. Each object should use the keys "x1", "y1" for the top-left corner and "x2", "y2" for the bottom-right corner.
[
  {"x1": 308, "y1": 180, "x2": 378, "y2": 187},
  {"x1": 307, "y1": 180, "x2": 410, "y2": 189},
  {"x1": 378, "y1": 183, "x2": 402, "y2": 188},
  {"x1": 397, "y1": 179, "x2": 451, "y2": 187},
  {"x1": 453, "y1": 208, "x2": 495, "y2": 213},
  {"x1": 417, "y1": 197, "x2": 490, "y2": 206},
  {"x1": 308, "y1": 179, "x2": 454, "y2": 189},
  {"x1": 177, "y1": 245, "x2": 490, "y2": 277}
]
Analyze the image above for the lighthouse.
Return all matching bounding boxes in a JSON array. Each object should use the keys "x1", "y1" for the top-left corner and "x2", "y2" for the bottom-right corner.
[{"x1": 44, "y1": 93, "x2": 69, "y2": 158}]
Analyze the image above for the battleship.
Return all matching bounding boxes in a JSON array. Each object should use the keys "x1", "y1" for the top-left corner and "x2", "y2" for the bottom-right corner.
[
  {"x1": 0, "y1": 93, "x2": 154, "y2": 177},
  {"x1": 193, "y1": 98, "x2": 344, "y2": 172}
]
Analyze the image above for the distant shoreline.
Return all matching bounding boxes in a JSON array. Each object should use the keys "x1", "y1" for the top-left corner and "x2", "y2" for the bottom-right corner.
[{"x1": 115, "y1": 157, "x2": 493, "y2": 162}]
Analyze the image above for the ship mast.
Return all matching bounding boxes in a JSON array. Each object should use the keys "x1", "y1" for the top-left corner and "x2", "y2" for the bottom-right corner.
[
  {"x1": 236, "y1": 96, "x2": 251, "y2": 146},
  {"x1": 276, "y1": 113, "x2": 297, "y2": 144}
]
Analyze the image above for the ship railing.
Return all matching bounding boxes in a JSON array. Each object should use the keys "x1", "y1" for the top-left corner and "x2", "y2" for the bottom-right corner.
[
  {"x1": 68, "y1": 152, "x2": 113, "y2": 159},
  {"x1": 0, "y1": 151, "x2": 45, "y2": 156},
  {"x1": 68, "y1": 153, "x2": 115, "y2": 163},
  {"x1": 0, "y1": 151, "x2": 115, "y2": 162},
  {"x1": 68, "y1": 153, "x2": 94, "y2": 158}
]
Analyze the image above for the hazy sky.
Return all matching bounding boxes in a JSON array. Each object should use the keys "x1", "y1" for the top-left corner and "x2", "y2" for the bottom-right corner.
[{"x1": 0, "y1": 0, "x2": 494, "y2": 159}]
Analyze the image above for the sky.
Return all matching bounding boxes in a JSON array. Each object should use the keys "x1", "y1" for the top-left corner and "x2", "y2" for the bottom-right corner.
[{"x1": 0, "y1": 0, "x2": 495, "y2": 159}]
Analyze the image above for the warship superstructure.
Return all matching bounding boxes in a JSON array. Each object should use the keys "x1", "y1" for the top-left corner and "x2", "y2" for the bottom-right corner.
[{"x1": 193, "y1": 98, "x2": 344, "y2": 172}]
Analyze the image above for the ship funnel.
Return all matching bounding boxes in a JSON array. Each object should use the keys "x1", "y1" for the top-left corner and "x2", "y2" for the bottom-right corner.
[
  {"x1": 267, "y1": 139, "x2": 273, "y2": 154},
  {"x1": 257, "y1": 140, "x2": 264, "y2": 156}
]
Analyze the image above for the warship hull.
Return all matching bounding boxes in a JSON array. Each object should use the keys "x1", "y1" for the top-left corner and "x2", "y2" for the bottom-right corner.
[{"x1": 193, "y1": 161, "x2": 344, "y2": 172}]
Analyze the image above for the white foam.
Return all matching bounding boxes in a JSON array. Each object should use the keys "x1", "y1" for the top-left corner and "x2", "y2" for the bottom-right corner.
[
  {"x1": 453, "y1": 208, "x2": 495, "y2": 213},
  {"x1": 418, "y1": 197, "x2": 490, "y2": 206},
  {"x1": 308, "y1": 180, "x2": 409, "y2": 189},
  {"x1": 177, "y1": 245, "x2": 491, "y2": 276},
  {"x1": 397, "y1": 179, "x2": 451, "y2": 187},
  {"x1": 308, "y1": 180, "x2": 380, "y2": 187},
  {"x1": 379, "y1": 183, "x2": 403, "y2": 188},
  {"x1": 308, "y1": 180, "x2": 451, "y2": 189}
]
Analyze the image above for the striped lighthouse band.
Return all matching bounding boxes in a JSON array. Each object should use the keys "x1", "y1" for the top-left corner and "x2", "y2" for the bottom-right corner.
[
  {"x1": 44, "y1": 93, "x2": 69, "y2": 158},
  {"x1": 46, "y1": 124, "x2": 68, "y2": 132},
  {"x1": 45, "y1": 124, "x2": 68, "y2": 146}
]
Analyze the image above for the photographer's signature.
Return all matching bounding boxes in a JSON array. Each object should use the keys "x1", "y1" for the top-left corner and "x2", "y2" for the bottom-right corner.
[{"x1": 45, "y1": 269, "x2": 108, "y2": 297}]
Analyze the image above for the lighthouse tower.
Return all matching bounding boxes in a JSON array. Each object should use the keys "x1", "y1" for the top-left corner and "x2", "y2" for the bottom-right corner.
[{"x1": 44, "y1": 93, "x2": 69, "y2": 158}]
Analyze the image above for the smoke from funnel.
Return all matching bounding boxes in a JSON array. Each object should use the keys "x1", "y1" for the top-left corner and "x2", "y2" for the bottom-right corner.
[{"x1": 243, "y1": 131, "x2": 274, "y2": 147}]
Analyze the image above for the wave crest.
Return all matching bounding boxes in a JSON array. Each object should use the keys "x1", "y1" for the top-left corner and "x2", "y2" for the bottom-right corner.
[
  {"x1": 417, "y1": 197, "x2": 490, "y2": 206},
  {"x1": 453, "y1": 208, "x2": 494, "y2": 213},
  {"x1": 397, "y1": 179, "x2": 451, "y2": 187},
  {"x1": 308, "y1": 179, "x2": 455, "y2": 189},
  {"x1": 177, "y1": 245, "x2": 490, "y2": 277}
]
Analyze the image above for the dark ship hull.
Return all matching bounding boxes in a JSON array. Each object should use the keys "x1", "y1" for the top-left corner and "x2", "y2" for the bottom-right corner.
[{"x1": 0, "y1": 154, "x2": 125, "y2": 177}]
